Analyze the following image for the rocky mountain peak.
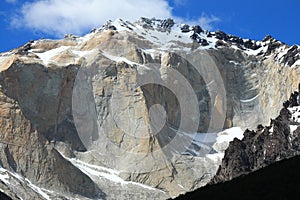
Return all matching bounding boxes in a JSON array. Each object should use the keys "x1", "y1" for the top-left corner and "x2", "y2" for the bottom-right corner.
[
  {"x1": 0, "y1": 17, "x2": 300, "y2": 200},
  {"x1": 137, "y1": 17, "x2": 175, "y2": 32},
  {"x1": 3, "y1": 17, "x2": 299, "y2": 68},
  {"x1": 101, "y1": 17, "x2": 177, "y2": 33}
]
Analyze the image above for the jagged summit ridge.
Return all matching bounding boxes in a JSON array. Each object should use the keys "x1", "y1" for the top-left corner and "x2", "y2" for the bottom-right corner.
[
  {"x1": 2, "y1": 17, "x2": 300, "y2": 68},
  {"x1": 103, "y1": 18, "x2": 177, "y2": 33},
  {"x1": 108, "y1": 17, "x2": 299, "y2": 67}
]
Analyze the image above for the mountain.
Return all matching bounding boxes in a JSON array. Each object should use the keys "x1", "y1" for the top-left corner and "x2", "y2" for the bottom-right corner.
[{"x1": 0, "y1": 17, "x2": 299, "y2": 199}]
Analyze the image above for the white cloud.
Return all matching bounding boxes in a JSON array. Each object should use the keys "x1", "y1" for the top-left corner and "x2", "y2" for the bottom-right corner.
[
  {"x1": 174, "y1": 13, "x2": 220, "y2": 31},
  {"x1": 173, "y1": 0, "x2": 187, "y2": 6},
  {"x1": 11, "y1": 0, "x2": 219, "y2": 37},
  {"x1": 11, "y1": 0, "x2": 172, "y2": 36},
  {"x1": 197, "y1": 14, "x2": 220, "y2": 30}
]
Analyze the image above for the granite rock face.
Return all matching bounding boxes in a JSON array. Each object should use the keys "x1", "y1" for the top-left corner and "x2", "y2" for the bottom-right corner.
[
  {"x1": 0, "y1": 64, "x2": 105, "y2": 199},
  {"x1": 0, "y1": 18, "x2": 300, "y2": 199}
]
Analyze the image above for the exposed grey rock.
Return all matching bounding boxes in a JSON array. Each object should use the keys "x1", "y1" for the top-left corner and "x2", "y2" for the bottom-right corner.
[{"x1": 180, "y1": 24, "x2": 190, "y2": 33}]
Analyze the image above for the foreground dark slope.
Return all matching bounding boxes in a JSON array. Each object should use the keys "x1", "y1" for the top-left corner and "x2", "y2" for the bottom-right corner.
[
  {"x1": 0, "y1": 191, "x2": 12, "y2": 200},
  {"x1": 175, "y1": 154, "x2": 300, "y2": 200}
]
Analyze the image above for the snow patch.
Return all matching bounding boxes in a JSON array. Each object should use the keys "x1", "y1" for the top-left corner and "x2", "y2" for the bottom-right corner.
[
  {"x1": 277, "y1": 46, "x2": 290, "y2": 60},
  {"x1": 134, "y1": 23, "x2": 192, "y2": 47},
  {"x1": 101, "y1": 51, "x2": 151, "y2": 74},
  {"x1": 244, "y1": 45, "x2": 267, "y2": 56},
  {"x1": 206, "y1": 153, "x2": 224, "y2": 162},
  {"x1": 177, "y1": 184, "x2": 185, "y2": 189},
  {"x1": 215, "y1": 127, "x2": 244, "y2": 143},
  {"x1": 240, "y1": 94, "x2": 259, "y2": 103},
  {"x1": 288, "y1": 106, "x2": 300, "y2": 123},
  {"x1": 290, "y1": 125, "x2": 298, "y2": 135},
  {"x1": 0, "y1": 56, "x2": 9, "y2": 67},
  {"x1": 142, "y1": 49, "x2": 164, "y2": 59},
  {"x1": 34, "y1": 46, "x2": 70, "y2": 65},
  {"x1": 212, "y1": 127, "x2": 244, "y2": 153},
  {"x1": 229, "y1": 60, "x2": 240, "y2": 65},
  {"x1": 68, "y1": 158, "x2": 158, "y2": 191},
  {"x1": 72, "y1": 50, "x2": 94, "y2": 57},
  {"x1": 291, "y1": 59, "x2": 300, "y2": 68},
  {"x1": 0, "y1": 167, "x2": 51, "y2": 200},
  {"x1": 250, "y1": 73, "x2": 257, "y2": 78},
  {"x1": 169, "y1": 126, "x2": 244, "y2": 157},
  {"x1": 269, "y1": 126, "x2": 274, "y2": 135},
  {"x1": 25, "y1": 178, "x2": 51, "y2": 200},
  {"x1": 0, "y1": 168, "x2": 10, "y2": 185}
]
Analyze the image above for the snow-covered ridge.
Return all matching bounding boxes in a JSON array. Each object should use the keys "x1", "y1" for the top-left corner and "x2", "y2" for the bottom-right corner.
[
  {"x1": 3, "y1": 17, "x2": 298, "y2": 69},
  {"x1": 100, "y1": 18, "x2": 216, "y2": 49},
  {"x1": 97, "y1": 18, "x2": 300, "y2": 66}
]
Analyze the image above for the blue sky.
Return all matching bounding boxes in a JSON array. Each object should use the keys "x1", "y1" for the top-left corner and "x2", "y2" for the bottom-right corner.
[{"x1": 0, "y1": 0, "x2": 299, "y2": 53}]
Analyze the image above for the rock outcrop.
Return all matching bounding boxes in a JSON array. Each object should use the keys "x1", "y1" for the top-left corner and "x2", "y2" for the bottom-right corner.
[
  {"x1": 211, "y1": 88, "x2": 300, "y2": 184},
  {"x1": 0, "y1": 64, "x2": 105, "y2": 199}
]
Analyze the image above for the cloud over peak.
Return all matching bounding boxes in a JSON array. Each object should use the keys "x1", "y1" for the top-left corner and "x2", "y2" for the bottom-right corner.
[
  {"x1": 11, "y1": 0, "x2": 219, "y2": 37},
  {"x1": 12, "y1": 0, "x2": 172, "y2": 36}
]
